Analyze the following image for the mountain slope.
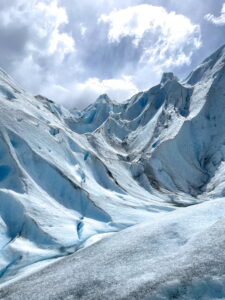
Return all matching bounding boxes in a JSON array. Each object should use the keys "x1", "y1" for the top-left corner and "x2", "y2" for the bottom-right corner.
[{"x1": 0, "y1": 44, "x2": 225, "y2": 298}]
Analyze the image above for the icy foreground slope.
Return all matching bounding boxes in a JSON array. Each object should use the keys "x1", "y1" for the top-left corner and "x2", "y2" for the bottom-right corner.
[
  {"x1": 2, "y1": 198, "x2": 225, "y2": 300},
  {"x1": 0, "y1": 44, "x2": 225, "y2": 298}
]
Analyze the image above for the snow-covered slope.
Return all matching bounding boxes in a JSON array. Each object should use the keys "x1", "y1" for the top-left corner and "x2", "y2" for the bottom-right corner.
[{"x1": 1, "y1": 44, "x2": 225, "y2": 298}]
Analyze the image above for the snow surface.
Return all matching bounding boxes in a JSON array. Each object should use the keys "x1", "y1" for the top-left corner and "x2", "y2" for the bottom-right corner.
[{"x1": 0, "y1": 44, "x2": 225, "y2": 299}]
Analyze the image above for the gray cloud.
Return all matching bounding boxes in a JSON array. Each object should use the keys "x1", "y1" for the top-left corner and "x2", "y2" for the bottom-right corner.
[{"x1": 0, "y1": 25, "x2": 29, "y2": 66}]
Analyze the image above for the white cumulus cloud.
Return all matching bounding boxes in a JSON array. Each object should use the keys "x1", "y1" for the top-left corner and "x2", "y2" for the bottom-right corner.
[
  {"x1": 45, "y1": 76, "x2": 139, "y2": 108},
  {"x1": 205, "y1": 3, "x2": 225, "y2": 26},
  {"x1": 76, "y1": 76, "x2": 138, "y2": 103},
  {"x1": 99, "y1": 4, "x2": 201, "y2": 70}
]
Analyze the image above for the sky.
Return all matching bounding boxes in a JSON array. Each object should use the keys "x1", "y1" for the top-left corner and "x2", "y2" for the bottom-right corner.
[{"x1": 0, "y1": 0, "x2": 225, "y2": 109}]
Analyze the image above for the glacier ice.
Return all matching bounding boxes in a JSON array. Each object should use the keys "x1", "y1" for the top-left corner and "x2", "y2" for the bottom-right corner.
[{"x1": 0, "y1": 45, "x2": 225, "y2": 298}]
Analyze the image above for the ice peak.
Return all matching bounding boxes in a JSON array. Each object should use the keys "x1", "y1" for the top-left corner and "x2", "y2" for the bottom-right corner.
[
  {"x1": 185, "y1": 43, "x2": 225, "y2": 85},
  {"x1": 35, "y1": 94, "x2": 54, "y2": 103},
  {"x1": 202, "y1": 43, "x2": 225, "y2": 65},
  {"x1": 97, "y1": 93, "x2": 111, "y2": 101},
  {"x1": 96, "y1": 93, "x2": 112, "y2": 105},
  {"x1": 160, "y1": 72, "x2": 178, "y2": 85}
]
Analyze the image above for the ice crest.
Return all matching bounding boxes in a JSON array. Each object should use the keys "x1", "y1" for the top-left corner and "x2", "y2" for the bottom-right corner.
[{"x1": 160, "y1": 72, "x2": 178, "y2": 85}]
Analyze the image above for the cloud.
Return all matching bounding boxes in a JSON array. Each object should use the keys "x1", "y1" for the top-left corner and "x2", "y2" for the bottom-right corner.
[
  {"x1": 33, "y1": 1, "x2": 75, "y2": 60},
  {"x1": 205, "y1": 3, "x2": 225, "y2": 25},
  {"x1": 99, "y1": 4, "x2": 201, "y2": 71},
  {"x1": 0, "y1": 0, "x2": 75, "y2": 60},
  {"x1": 79, "y1": 24, "x2": 87, "y2": 37},
  {"x1": 44, "y1": 76, "x2": 139, "y2": 108},
  {"x1": 76, "y1": 76, "x2": 138, "y2": 103},
  {"x1": 0, "y1": 1, "x2": 205, "y2": 109},
  {"x1": 0, "y1": 0, "x2": 75, "y2": 92}
]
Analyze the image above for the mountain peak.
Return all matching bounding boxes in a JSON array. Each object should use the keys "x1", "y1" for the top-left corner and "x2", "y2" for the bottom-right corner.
[
  {"x1": 96, "y1": 93, "x2": 112, "y2": 104},
  {"x1": 185, "y1": 43, "x2": 225, "y2": 85},
  {"x1": 160, "y1": 72, "x2": 178, "y2": 85}
]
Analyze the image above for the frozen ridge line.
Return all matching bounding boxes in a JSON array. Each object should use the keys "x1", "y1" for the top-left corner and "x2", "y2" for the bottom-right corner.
[{"x1": 0, "y1": 44, "x2": 225, "y2": 299}]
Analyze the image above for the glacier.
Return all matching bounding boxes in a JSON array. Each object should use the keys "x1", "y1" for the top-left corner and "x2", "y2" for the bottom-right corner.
[{"x1": 0, "y1": 44, "x2": 225, "y2": 299}]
